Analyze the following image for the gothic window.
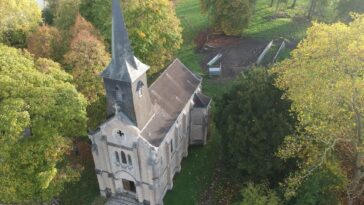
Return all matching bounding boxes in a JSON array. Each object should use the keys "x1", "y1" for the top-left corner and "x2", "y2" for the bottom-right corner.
[
  {"x1": 136, "y1": 81, "x2": 144, "y2": 98},
  {"x1": 115, "y1": 86, "x2": 123, "y2": 102},
  {"x1": 115, "y1": 151, "x2": 120, "y2": 163},
  {"x1": 121, "y1": 151, "x2": 127, "y2": 164},
  {"x1": 127, "y1": 154, "x2": 133, "y2": 166},
  {"x1": 175, "y1": 127, "x2": 179, "y2": 148},
  {"x1": 182, "y1": 114, "x2": 187, "y2": 134}
]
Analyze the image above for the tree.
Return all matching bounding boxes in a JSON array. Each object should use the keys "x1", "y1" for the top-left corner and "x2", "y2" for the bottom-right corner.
[
  {"x1": 26, "y1": 25, "x2": 62, "y2": 61},
  {"x1": 272, "y1": 15, "x2": 364, "y2": 205},
  {"x1": 236, "y1": 183, "x2": 281, "y2": 205},
  {"x1": 306, "y1": 0, "x2": 333, "y2": 20},
  {"x1": 0, "y1": 44, "x2": 87, "y2": 204},
  {"x1": 79, "y1": 0, "x2": 182, "y2": 75},
  {"x1": 53, "y1": 0, "x2": 81, "y2": 32},
  {"x1": 64, "y1": 15, "x2": 110, "y2": 129},
  {"x1": 201, "y1": 0, "x2": 254, "y2": 36},
  {"x1": 0, "y1": 0, "x2": 42, "y2": 47},
  {"x1": 290, "y1": 0, "x2": 298, "y2": 8},
  {"x1": 337, "y1": 0, "x2": 364, "y2": 22},
  {"x1": 292, "y1": 164, "x2": 346, "y2": 205},
  {"x1": 215, "y1": 68, "x2": 296, "y2": 185}
]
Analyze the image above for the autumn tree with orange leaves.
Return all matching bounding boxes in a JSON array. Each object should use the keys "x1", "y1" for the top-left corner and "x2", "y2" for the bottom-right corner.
[{"x1": 64, "y1": 15, "x2": 110, "y2": 129}]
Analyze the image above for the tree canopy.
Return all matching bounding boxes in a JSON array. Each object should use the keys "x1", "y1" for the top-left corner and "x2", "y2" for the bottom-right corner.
[
  {"x1": 337, "y1": 0, "x2": 364, "y2": 21},
  {"x1": 200, "y1": 0, "x2": 254, "y2": 36},
  {"x1": 26, "y1": 25, "x2": 62, "y2": 61},
  {"x1": 0, "y1": 0, "x2": 42, "y2": 47},
  {"x1": 215, "y1": 68, "x2": 296, "y2": 184},
  {"x1": 0, "y1": 44, "x2": 87, "y2": 203},
  {"x1": 0, "y1": 0, "x2": 41, "y2": 34},
  {"x1": 272, "y1": 14, "x2": 364, "y2": 205},
  {"x1": 64, "y1": 15, "x2": 110, "y2": 129},
  {"x1": 79, "y1": 0, "x2": 182, "y2": 75},
  {"x1": 236, "y1": 183, "x2": 281, "y2": 205}
]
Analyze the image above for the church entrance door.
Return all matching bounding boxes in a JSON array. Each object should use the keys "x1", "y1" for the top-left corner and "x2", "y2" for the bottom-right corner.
[{"x1": 122, "y1": 179, "x2": 136, "y2": 193}]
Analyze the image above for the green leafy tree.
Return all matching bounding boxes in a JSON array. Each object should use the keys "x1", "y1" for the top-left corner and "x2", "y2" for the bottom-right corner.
[
  {"x1": 26, "y1": 25, "x2": 62, "y2": 61},
  {"x1": 53, "y1": 0, "x2": 81, "y2": 32},
  {"x1": 79, "y1": 0, "x2": 182, "y2": 75},
  {"x1": 0, "y1": 0, "x2": 42, "y2": 47},
  {"x1": 235, "y1": 183, "x2": 281, "y2": 205},
  {"x1": 64, "y1": 15, "x2": 110, "y2": 129},
  {"x1": 0, "y1": 44, "x2": 87, "y2": 204},
  {"x1": 200, "y1": 0, "x2": 254, "y2": 36},
  {"x1": 337, "y1": 0, "x2": 364, "y2": 21},
  {"x1": 292, "y1": 163, "x2": 346, "y2": 205},
  {"x1": 272, "y1": 15, "x2": 364, "y2": 205},
  {"x1": 215, "y1": 68, "x2": 296, "y2": 185}
]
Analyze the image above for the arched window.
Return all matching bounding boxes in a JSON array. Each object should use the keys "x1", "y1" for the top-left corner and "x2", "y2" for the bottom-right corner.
[
  {"x1": 115, "y1": 86, "x2": 123, "y2": 102},
  {"x1": 115, "y1": 151, "x2": 120, "y2": 163},
  {"x1": 127, "y1": 155, "x2": 133, "y2": 166},
  {"x1": 121, "y1": 151, "x2": 127, "y2": 164},
  {"x1": 136, "y1": 81, "x2": 144, "y2": 98}
]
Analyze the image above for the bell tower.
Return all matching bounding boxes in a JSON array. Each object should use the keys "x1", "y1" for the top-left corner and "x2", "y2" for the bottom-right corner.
[{"x1": 100, "y1": 0, "x2": 153, "y2": 129}]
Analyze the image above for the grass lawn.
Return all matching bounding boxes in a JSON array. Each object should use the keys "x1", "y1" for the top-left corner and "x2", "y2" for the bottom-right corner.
[{"x1": 244, "y1": 0, "x2": 311, "y2": 41}]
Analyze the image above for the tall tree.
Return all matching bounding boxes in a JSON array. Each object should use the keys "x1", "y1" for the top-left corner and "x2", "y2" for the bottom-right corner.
[
  {"x1": 26, "y1": 25, "x2": 62, "y2": 61},
  {"x1": 53, "y1": 0, "x2": 81, "y2": 32},
  {"x1": 272, "y1": 15, "x2": 364, "y2": 205},
  {"x1": 0, "y1": 0, "x2": 42, "y2": 47},
  {"x1": 79, "y1": 0, "x2": 182, "y2": 75},
  {"x1": 0, "y1": 44, "x2": 87, "y2": 204},
  {"x1": 201, "y1": 0, "x2": 254, "y2": 36},
  {"x1": 64, "y1": 15, "x2": 110, "y2": 129},
  {"x1": 215, "y1": 68, "x2": 296, "y2": 185},
  {"x1": 290, "y1": 0, "x2": 298, "y2": 8}
]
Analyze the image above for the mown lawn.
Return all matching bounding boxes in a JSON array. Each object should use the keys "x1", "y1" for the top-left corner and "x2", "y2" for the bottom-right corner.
[{"x1": 244, "y1": 0, "x2": 311, "y2": 40}]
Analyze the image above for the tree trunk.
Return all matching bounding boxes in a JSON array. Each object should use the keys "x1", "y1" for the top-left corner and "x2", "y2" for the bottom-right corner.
[
  {"x1": 270, "y1": 0, "x2": 274, "y2": 7},
  {"x1": 307, "y1": 0, "x2": 317, "y2": 20},
  {"x1": 290, "y1": 0, "x2": 297, "y2": 8}
]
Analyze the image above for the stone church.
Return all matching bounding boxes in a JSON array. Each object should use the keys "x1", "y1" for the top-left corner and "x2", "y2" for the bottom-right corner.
[{"x1": 88, "y1": 0, "x2": 211, "y2": 204}]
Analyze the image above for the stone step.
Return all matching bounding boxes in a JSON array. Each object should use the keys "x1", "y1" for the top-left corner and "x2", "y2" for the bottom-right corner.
[{"x1": 105, "y1": 195, "x2": 139, "y2": 205}]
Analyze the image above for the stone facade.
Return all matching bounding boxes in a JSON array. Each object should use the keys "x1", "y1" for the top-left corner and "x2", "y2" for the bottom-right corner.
[{"x1": 89, "y1": 1, "x2": 211, "y2": 205}]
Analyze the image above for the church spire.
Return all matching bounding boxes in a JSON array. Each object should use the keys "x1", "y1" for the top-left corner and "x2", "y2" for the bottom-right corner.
[
  {"x1": 101, "y1": 0, "x2": 142, "y2": 81},
  {"x1": 111, "y1": 0, "x2": 136, "y2": 68}
]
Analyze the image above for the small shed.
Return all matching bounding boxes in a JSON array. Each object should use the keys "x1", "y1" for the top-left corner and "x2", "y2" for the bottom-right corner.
[{"x1": 207, "y1": 53, "x2": 222, "y2": 76}]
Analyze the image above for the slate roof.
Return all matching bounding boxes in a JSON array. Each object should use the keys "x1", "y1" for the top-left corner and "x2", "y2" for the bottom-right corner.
[
  {"x1": 140, "y1": 59, "x2": 201, "y2": 146},
  {"x1": 100, "y1": 0, "x2": 148, "y2": 82}
]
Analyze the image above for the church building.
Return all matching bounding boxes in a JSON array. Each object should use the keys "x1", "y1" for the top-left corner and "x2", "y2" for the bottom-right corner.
[{"x1": 89, "y1": 0, "x2": 211, "y2": 204}]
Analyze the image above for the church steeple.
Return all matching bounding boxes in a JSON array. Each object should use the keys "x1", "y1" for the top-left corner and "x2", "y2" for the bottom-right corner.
[
  {"x1": 101, "y1": 0, "x2": 148, "y2": 82},
  {"x1": 111, "y1": 0, "x2": 136, "y2": 68},
  {"x1": 101, "y1": 0, "x2": 153, "y2": 129}
]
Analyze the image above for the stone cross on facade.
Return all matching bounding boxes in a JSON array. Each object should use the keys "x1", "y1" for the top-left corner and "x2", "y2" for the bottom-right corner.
[{"x1": 113, "y1": 103, "x2": 120, "y2": 114}]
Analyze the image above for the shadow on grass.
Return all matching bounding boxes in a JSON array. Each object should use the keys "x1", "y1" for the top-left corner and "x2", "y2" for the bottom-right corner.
[
  {"x1": 164, "y1": 122, "x2": 221, "y2": 205},
  {"x1": 59, "y1": 140, "x2": 100, "y2": 205}
]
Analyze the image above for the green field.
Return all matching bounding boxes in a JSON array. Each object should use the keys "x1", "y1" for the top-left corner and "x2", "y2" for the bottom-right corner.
[{"x1": 245, "y1": 0, "x2": 311, "y2": 40}]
